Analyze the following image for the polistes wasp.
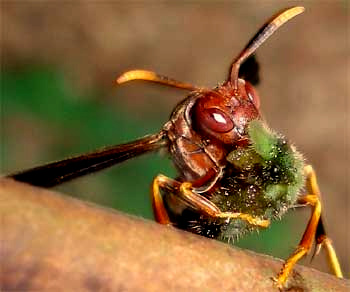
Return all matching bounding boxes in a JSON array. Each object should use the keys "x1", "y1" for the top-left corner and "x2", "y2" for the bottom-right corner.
[{"x1": 7, "y1": 6, "x2": 343, "y2": 288}]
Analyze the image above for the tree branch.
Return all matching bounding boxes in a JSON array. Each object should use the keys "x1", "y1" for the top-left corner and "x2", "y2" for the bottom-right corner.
[{"x1": 0, "y1": 178, "x2": 348, "y2": 291}]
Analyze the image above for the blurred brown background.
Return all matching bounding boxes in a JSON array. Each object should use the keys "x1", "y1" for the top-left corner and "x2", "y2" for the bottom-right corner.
[{"x1": 1, "y1": 1, "x2": 349, "y2": 278}]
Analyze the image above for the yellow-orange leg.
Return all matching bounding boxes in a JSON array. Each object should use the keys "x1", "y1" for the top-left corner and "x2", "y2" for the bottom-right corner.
[
  {"x1": 151, "y1": 174, "x2": 270, "y2": 228},
  {"x1": 151, "y1": 175, "x2": 173, "y2": 225},
  {"x1": 275, "y1": 165, "x2": 343, "y2": 289},
  {"x1": 179, "y1": 182, "x2": 270, "y2": 227}
]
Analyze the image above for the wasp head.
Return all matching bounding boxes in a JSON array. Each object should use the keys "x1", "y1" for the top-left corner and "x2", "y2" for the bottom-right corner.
[{"x1": 192, "y1": 79, "x2": 260, "y2": 144}]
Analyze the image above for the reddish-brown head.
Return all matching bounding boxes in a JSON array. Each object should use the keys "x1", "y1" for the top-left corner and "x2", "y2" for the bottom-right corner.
[
  {"x1": 192, "y1": 79, "x2": 260, "y2": 144},
  {"x1": 115, "y1": 7, "x2": 304, "y2": 148},
  {"x1": 191, "y1": 6, "x2": 304, "y2": 145}
]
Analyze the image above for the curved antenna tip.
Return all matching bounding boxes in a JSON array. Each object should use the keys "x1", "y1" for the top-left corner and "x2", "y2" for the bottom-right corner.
[
  {"x1": 115, "y1": 69, "x2": 200, "y2": 91},
  {"x1": 290, "y1": 6, "x2": 305, "y2": 14},
  {"x1": 115, "y1": 70, "x2": 155, "y2": 85},
  {"x1": 275, "y1": 6, "x2": 305, "y2": 25},
  {"x1": 230, "y1": 6, "x2": 305, "y2": 89}
]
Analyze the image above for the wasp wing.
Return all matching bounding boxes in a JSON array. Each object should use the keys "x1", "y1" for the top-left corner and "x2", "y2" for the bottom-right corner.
[{"x1": 8, "y1": 132, "x2": 167, "y2": 188}]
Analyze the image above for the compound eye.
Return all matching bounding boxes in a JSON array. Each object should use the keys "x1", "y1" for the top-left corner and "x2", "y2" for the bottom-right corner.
[
  {"x1": 201, "y1": 108, "x2": 234, "y2": 133},
  {"x1": 245, "y1": 81, "x2": 260, "y2": 109}
]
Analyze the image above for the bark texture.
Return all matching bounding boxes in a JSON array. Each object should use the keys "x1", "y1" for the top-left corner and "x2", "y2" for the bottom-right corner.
[{"x1": 0, "y1": 178, "x2": 348, "y2": 291}]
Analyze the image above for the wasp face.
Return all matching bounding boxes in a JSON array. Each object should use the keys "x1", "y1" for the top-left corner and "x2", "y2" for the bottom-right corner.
[{"x1": 192, "y1": 79, "x2": 260, "y2": 144}]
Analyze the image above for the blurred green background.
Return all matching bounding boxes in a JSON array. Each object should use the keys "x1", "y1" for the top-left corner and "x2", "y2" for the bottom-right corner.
[{"x1": 1, "y1": 1, "x2": 348, "y2": 277}]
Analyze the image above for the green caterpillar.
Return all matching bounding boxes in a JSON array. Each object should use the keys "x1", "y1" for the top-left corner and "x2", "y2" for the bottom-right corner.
[{"x1": 199, "y1": 119, "x2": 305, "y2": 242}]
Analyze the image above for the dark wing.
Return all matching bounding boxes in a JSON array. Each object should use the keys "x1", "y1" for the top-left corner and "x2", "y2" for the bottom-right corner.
[
  {"x1": 239, "y1": 54, "x2": 260, "y2": 85},
  {"x1": 7, "y1": 131, "x2": 168, "y2": 188}
]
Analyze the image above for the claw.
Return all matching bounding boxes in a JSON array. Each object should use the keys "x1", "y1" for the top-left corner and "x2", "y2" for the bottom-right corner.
[{"x1": 271, "y1": 276, "x2": 285, "y2": 291}]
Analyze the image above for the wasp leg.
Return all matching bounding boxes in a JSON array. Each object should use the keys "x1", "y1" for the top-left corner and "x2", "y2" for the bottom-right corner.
[
  {"x1": 150, "y1": 174, "x2": 218, "y2": 225},
  {"x1": 179, "y1": 182, "x2": 270, "y2": 228},
  {"x1": 151, "y1": 175, "x2": 270, "y2": 228},
  {"x1": 305, "y1": 165, "x2": 343, "y2": 278},
  {"x1": 275, "y1": 193, "x2": 320, "y2": 289},
  {"x1": 151, "y1": 174, "x2": 175, "y2": 225},
  {"x1": 303, "y1": 166, "x2": 342, "y2": 278},
  {"x1": 275, "y1": 165, "x2": 343, "y2": 288},
  {"x1": 313, "y1": 218, "x2": 343, "y2": 278}
]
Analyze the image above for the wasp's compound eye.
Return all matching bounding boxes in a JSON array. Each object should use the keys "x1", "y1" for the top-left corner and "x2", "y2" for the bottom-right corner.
[
  {"x1": 245, "y1": 81, "x2": 260, "y2": 109},
  {"x1": 200, "y1": 108, "x2": 234, "y2": 133}
]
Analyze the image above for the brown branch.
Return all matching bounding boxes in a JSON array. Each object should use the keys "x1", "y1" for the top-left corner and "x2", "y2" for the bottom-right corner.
[{"x1": 0, "y1": 178, "x2": 348, "y2": 291}]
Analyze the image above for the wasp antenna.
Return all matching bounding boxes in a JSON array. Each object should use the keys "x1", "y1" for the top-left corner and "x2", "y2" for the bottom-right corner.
[
  {"x1": 115, "y1": 69, "x2": 201, "y2": 91},
  {"x1": 230, "y1": 6, "x2": 305, "y2": 90}
]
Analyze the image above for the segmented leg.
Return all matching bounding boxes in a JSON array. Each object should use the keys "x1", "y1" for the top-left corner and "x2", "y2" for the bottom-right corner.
[
  {"x1": 151, "y1": 174, "x2": 173, "y2": 225},
  {"x1": 179, "y1": 182, "x2": 270, "y2": 227},
  {"x1": 151, "y1": 174, "x2": 270, "y2": 228},
  {"x1": 313, "y1": 218, "x2": 343, "y2": 278},
  {"x1": 275, "y1": 165, "x2": 343, "y2": 288}
]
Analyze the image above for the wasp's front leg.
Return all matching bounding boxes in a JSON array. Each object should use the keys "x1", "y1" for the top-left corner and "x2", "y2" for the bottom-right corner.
[
  {"x1": 178, "y1": 182, "x2": 270, "y2": 227},
  {"x1": 275, "y1": 165, "x2": 343, "y2": 289},
  {"x1": 151, "y1": 174, "x2": 175, "y2": 225},
  {"x1": 151, "y1": 174, "x2": 270, "y2": 228}
]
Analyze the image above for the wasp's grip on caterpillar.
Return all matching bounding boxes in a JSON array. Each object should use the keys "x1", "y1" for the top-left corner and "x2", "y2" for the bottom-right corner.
[{"x1": 7, "y1": 6, "x2": 343, "y2": 289}]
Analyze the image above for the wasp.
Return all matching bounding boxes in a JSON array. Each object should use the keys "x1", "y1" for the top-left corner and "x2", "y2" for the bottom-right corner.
[{"x1": 7, "y1": 6, "x2": 343, "y2": 288}]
